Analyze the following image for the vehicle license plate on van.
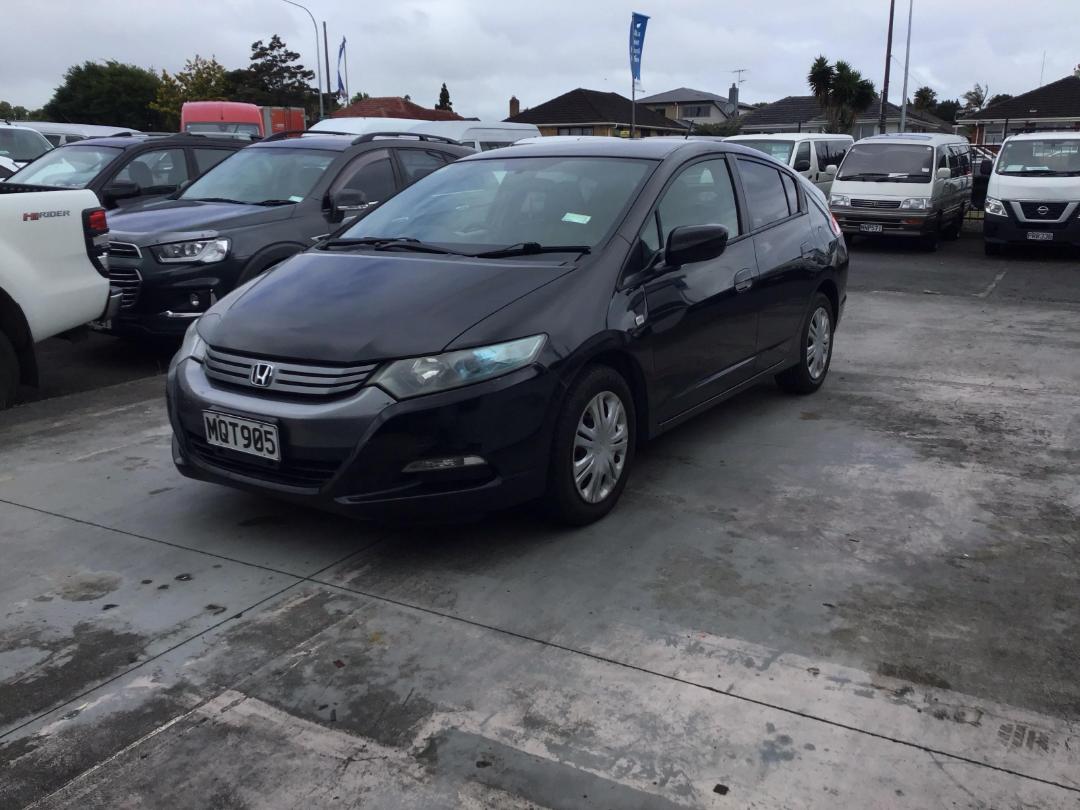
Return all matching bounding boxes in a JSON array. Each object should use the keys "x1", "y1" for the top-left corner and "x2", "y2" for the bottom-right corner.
[
  {"x1": 203, "y1": 412, "x2": 280, "y2": 460},
  {"x1": 1026, "y1": 231, "x2": 1053, "y2": 241},
  {"x1": 859, "y1": 223, "x2": 883, "y2": 233}
]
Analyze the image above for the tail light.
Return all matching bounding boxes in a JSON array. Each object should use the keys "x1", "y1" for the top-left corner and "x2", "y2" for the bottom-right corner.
[
  {"x1": 82, "y1": 207, "x2": 109, "y2": 277},
  {"x1": 828, "y1": 212, "x2": 842, "y2": 238}
]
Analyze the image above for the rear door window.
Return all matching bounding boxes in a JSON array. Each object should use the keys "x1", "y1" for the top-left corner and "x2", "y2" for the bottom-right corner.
[
  {"x1": 780, "y1": 172, "x2": 800, "y2": 215},
  {"x1": 115, "y1": 148, "x2": 189, "y2": 191},
  {"x1": 736, "y1": 159, "x2": 791, "y2": 230}
]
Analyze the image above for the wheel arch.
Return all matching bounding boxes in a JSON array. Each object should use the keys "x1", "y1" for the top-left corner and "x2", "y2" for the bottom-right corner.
[
  {"x1": 815, "y1": 277, "x2": 840, "y2": 323},
  {"x1": 237, "y1": 242, "x2": 307, "y2": 285},
  {"x1": 567, "y1": 344, "x2": 652, "y2": 443},
  {"x1": 0, "y1": 286, "x2": 37, "y2": 386}
]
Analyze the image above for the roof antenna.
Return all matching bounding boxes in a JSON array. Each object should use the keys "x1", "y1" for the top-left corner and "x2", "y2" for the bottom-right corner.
[{"x1": 685, "y1": 119, "x2": 694, "y2": 140}]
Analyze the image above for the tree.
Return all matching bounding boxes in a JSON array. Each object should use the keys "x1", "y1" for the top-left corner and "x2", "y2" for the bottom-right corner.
[
  {"x1": 150, "y1": 55, "x2": 229, "y2": 130},
  {"x1": 986, "y1": 93, "x2": 1013, "y2": 108},
  {"x1": 913, "y1": 85, "x2": 937, "y2": 110},
  {"x1": 693, "y1": 118, "x2": 742, "y2": 137},
  {"x1": 962, "y1": 83, "x2": 987, "y2": 112},
  {"x1": 932, "y1": 99, "x2": 961, "y2": 123},
  {"x1": 435, "y1": 83, "x2": 452, "y2": 111},
  {"x1": 807, "y1": 56, "x2": 876, "y2": 134},
  {"x1": 349, "y1": 91, "x2": 370, "y2": 104},
  {"x1": 43, "y1": 61, "x2": 163, "y2": 129},
  {"x1": 243, "y1": 35, "x2": 316, "y2": 107}
]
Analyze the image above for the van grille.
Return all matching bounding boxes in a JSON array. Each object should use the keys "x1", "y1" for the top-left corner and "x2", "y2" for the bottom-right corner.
[
  {"x1": 1019, "y1": 202, "x2": 1068, "y2": 220},
  {"x1": 851, "y1": 199, "x2": 902, "y2": 209},
  {"x1": 204, "y1": 347, "x2": 378, "y2": 398}
]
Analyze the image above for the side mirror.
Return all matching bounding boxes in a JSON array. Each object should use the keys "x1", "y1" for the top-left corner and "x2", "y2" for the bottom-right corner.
[
  {"x1": 979, "y1": 159, "x2": 993, "y2": 176},
  {"x1": 936, "y1": 167, "x2": 952, "y2": 181},
  {"x1": 665, "y1": 224, "x2": 729, "y2": 267},
  {"x1": 794, "y1": 159, "x2": 812, "y2": 173},
  {"x1": 329, "y1": 188, "x2": 368, "y2": 222},
  {"x1": 103, "y1": 180, "x2": 141, "y2": 204},
  {"x1": 824, "y1": 164, "x2": 838, "y2": 175}
]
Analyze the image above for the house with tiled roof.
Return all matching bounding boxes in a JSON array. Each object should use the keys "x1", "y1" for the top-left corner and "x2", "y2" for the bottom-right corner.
[
  {"x1": 739, "y1": 95, "x2": 951, "y2": 137},
  {"x1": 957, "y1": 71, "x2": 1080, "y2": 144},
  {"x1": 332, "y1": 96, "x2": 465, "y2": 122},
  {"x1": 505, "y1": 88, "x2": 685, "y2": 137},
  {"x1": 637, "y1": 85, "x2": 755, "y2": 127}
]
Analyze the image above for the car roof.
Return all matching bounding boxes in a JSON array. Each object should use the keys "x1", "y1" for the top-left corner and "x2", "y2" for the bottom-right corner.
[
  {"x1": 462, "y1": 137, "x2": 739, "y2": 160},
  {"x1": 66, "y1": 133, "x2": 246, "y2": 149},
  {"x1": 1004, "y1": 130, "x2": 1080, "y2": 142},
  {"x1": 252, "y1": 132, "x2": 472, "y2": 153},
  {"x1": 16, "y1": 121, "x2": 140, "y2": 136},
  {"x1": 856, "y1": 132, "x2": 968, "y2": 146},
  {"x1": 727, "y1": 133, "x2": 853, "y2": 142}
]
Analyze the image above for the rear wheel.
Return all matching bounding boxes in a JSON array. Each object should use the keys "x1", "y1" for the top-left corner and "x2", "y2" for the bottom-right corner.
[
  {"x1": 545, "y1": 365, "x2": 636, "y2": 525},
  {"x1": 0, "y1": 331, "x2": 20, "y2": 410},
  {"x1": 943, "y1": 208, "x2": 963, "y2": 240},
  {"x1": 776, "y1": 293, "x2": 834, "y2": 395}
]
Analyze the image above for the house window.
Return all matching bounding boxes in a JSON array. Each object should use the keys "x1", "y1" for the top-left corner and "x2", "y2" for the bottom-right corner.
[
  {"x1": 680, "y1": 105, "x2": 711, "y2": 118},
  {"x1": 556, "y1": 127, "x2": 595, "y2": 136}
]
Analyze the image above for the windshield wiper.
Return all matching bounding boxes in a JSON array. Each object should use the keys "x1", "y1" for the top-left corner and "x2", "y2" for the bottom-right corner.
[
  {"x1": 188, "y1": 197, "x2": 249, "y2": 205},
  {"x1": 320, "y1": 236, "x2": 469, "y2": 255},
  {"x1": 473, "y1": 242, "x2": 592, "y2": 259},
  {"x1": 838, "y1": 172, "x2": 889, "y2": 181},
  {"x1": 252, "y1": 198, "x2": 299, "y2": 206}
]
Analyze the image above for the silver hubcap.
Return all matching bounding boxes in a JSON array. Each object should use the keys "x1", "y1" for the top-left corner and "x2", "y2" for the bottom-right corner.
[
  {"x1": 806, "y1": 306, "x2": 832, "y2": 380},
  {"x1": 574, "y1": 391, "x2": 628, "y2": 504}
]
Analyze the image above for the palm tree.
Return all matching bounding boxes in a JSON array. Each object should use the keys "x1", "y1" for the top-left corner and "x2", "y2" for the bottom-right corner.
[
  {"x1": 913, "y1": 86, "x2": 937, "y2": 110},
  {"x1": 807, "y1": 56, "x2": 876, "y2": 134}
]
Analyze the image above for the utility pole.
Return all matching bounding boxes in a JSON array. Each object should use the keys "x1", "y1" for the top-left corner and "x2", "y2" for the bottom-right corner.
[
  {"x1": 879, "y1": 0, "x2": 896, "y2": 134},
  {"x1": 323, "y1": 21, "x2": 332, "y2": 113},
  {"x1": 899, "y1": 0, "x2": 913, "y2": 132}
]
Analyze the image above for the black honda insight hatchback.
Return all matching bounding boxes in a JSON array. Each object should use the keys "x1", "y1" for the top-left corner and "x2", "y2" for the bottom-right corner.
[{"x1": 167, "y1": 138, "x2": 848, "y2": 524}]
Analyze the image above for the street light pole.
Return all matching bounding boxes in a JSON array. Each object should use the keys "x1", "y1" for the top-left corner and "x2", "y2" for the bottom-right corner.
[
  {"x1": 899, "y1": 0, "x2": 914, "y2": 132},
  {"x1": 279, "y1": 0, "x2": 324, "y2": 122},
  {"x1": 879, "y1": 0, "x2": 896, "y2": 134}
]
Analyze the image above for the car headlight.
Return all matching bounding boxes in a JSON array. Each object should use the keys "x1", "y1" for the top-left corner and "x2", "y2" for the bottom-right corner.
[
  {"x1": 900, "y1": 198, "x2": 932, "y2": 210},
  {"x1": 830, "y1": 194, "x2": 850, "y2": 207},
  {"x1": 174, "y1": 321, "x2": 207, "y2": 364},
  {"x1": 371, "y1": 335, "x2": 546, "y2": 399},
  {"x1": 152, "y1": 238, "x2": 230, "y2": 264},
  {"x1": 984, "y1": 197, "x2": 1007, "y2": 217}
]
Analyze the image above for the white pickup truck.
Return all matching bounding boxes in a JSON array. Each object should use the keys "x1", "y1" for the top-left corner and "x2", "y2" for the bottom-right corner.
[{"x1": 0, "y1": 183, "x2": 120, "y2": 408}]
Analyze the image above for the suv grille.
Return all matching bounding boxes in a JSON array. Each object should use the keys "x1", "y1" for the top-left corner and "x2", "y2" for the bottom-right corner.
[
  {"x1": 204, "y1": 347, "x2": 378, "y2": 397},
  {"x1": 185, "y1": 434, "x2": 343, "y2": 489},
  {"x1": 1019, "y1": 201, "x2": 1068, "y2": 220},
  {"x1": 108, "y1": 266, "x2": 142, "y2": 309},
  {"x1": 107, "y1": 242, "x2": 141, "y2": 259},
  {"x1": 851, "y1": 199, "x2": 902, "y2": 209}
]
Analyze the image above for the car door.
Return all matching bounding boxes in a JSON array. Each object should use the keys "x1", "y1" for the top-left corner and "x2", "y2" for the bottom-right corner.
[
  {"x1": 733, "y1": 157, "x2": 814, "y2": 371},
  {"x1": 638, "y1": 156, "x2": 760, "y2": 423},
  {"x1": 813, "y1": 140, "x2": 835, "y2": 193},
  {"x1": 109, "y1": 147, "x2": 191, "y2": 208}
]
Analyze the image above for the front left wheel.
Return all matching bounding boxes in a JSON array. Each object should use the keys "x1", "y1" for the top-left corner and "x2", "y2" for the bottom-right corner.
[
  {"x1": 545, "y1": 365, "x2": 636, "y2": 526},
  {"x1": 0, "y1": 331, "x2": 20, "y2": 410}
]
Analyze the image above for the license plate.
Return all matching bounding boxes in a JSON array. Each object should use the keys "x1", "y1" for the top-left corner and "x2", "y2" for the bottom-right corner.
[
  {"x1": 859, "y1": 223, "x2": 883, "y2": 233},
  {"x1": 1026, "y1": 231, "x2": 1054, "y2": 241},
  {"x1": 203, "y1": 412, "x2": 280, "y2": 460}
]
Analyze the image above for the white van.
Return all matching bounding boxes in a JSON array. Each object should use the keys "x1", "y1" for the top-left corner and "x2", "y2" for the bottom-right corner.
[
  {"x1": 829, "y1": 133, "x2": 972, "y2": 250},
  {"x1": 0, "y1": 122, "x2": 53, "y2": 176},
  {"x1": 17, "y1": 121, "x2": 141, "y2": 146},
  {"x1": 982, "y1": 131, "x2": 1080, "y2": 255},
  {"x1": 726, "y1": 133, "x2": 852, "y2": 192},
  {"x1": 310, "y1": 117, "x2": 540, "y2": 151}
]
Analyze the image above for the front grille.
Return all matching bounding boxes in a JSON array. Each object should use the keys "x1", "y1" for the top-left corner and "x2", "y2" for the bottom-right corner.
[
  {"x1": 204, "y1": 347, "x2": 378, "y2": 398},
  {"x1": 108, "y1": 266, "x2": 142, "y2": 309},
  {"x1": 186, "y1": 433, "x2": 344, "y2": 489},
  {"x1": 108, "y1": 241, "x2": 141, "y2": 259},
  {"x1": 851, "y1": 199, "x2": 902, "y2": 209},
  {"x1": 1019, "y1": 201, "x2": 1068, "y2": 220}
]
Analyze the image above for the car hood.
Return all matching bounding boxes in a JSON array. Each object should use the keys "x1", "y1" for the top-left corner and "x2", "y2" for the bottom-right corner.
[
  {"x1": 199, "y1": 250, "x2": 575, "y2": 363},
  {"x1": 107, "y1": 199, "x2": 295, "y2": 245},
  {"x1": 987, "y1": 173, "x2": 1080, "y2": 202}
]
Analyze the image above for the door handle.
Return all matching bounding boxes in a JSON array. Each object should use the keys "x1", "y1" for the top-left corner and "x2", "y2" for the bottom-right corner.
[{"x1": 734, "y1": 268, "x2": 754, "y2": 292}]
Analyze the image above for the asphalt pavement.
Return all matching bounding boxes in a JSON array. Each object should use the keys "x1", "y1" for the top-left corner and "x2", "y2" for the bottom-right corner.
[{"x1": 1, "y1": 232, "x2": 1078, "y2": 808}]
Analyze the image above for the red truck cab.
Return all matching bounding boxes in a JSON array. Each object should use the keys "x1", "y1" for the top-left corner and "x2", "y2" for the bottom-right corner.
[{"x1": 180, "y1": 102, "x2": 306, "y2": 140}]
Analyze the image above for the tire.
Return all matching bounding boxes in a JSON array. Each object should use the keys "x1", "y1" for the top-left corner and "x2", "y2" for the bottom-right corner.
[
  {"x1": 943, "y1": 210, "x2": 963, "y2": 241},
  {"x1": 984, "y1": 241, "x2": 1002, "y2": 257},
  {"x1": 545, "y1": 365, "x2": 636, "y2": 526},
  {"x1": 775, "y1": 293, "x2": 835, "y2": 395},
  {"x1": 920, "y1": 231, "x2": 939, "y2": 252},
  {"x1": 0, "y1": 331, "x2": 20, "y2": 410}
]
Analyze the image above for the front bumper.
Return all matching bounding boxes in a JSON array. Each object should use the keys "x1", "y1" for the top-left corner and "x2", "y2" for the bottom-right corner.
[
  {"x1": 107, "y1": 249, "x2": 246, "y2": 338},
  {"x1": 167, "y1": 358, "x2": 560, "y2": 519},
  {"x1": 983, "y1": 206, "x2": 1080, "y2": 246},
  {"x1": 832, "y1": 208, "x2": 939, "y2": 237}
]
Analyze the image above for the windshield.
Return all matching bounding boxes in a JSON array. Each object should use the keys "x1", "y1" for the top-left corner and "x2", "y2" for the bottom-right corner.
[
  {"x1": 0, "y1": 128, "x2": 53, "y2": 163},
  {"x1": 838, "y1": 143, "x2": 934, "y2": 182},
  {"x1": 996, "y1": 138, "x2": 1080, "y2": 176},
  {"x1": 5, "y1": 144, "x2": 121, "y2": 188},
  {"x1": 181, "y1": 147, "x2": 334, "y2": 204},
  {"x1": 339, "y1": 156, "x2": 655, "y2": 252},
  {"x1": 186, "y1": 122, "x2": 261, "y2": 138},
  {"x1": 733, "y1": 140, "x2": 795, "y2": 163}
]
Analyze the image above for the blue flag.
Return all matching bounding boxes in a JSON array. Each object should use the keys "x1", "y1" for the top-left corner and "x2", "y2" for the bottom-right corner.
[
  {"x1": 629, "y1": 12, "x2": 649, "y2": 84},
  {"x1": 337, "y1": 37, "x2": 347, "y2": 100}
]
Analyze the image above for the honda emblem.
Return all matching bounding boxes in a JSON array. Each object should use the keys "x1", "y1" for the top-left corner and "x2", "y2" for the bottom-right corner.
[{"x1": 250, "y1": 363, "x2": 274, "y2": 387}]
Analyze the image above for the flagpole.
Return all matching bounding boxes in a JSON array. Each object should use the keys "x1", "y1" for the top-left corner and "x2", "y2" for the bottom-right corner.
[
  {"x1": 344, "y1": 41, "x2": 349, "y2": 101},
  {"x1": 631, "y1": 80, "x2": 636, "y2": 139}
]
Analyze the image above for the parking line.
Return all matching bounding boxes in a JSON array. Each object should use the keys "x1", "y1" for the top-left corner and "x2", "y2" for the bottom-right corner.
[{"x1": 977, "y1": 269, "x2": 1008, "y2": 298}]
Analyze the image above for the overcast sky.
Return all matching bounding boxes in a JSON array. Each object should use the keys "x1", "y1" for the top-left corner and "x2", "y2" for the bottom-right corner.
[{"x1": 4, "y1": 0, "x2": 1078, "y2": 120}]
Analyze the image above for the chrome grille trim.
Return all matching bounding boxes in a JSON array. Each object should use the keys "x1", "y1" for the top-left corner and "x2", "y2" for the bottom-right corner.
[
  {"x1": 851, "y1": 199, "x2": 902, "y2": 209},
  {"x1": 107, "y1": 241, "x2": 142, "y2": 258},
  {"x1": 108, "y1": 266, "x2": 142, "y2": 309},
  {"x1": 204, "y1": 347, "x2": 378, "y2": 397}
]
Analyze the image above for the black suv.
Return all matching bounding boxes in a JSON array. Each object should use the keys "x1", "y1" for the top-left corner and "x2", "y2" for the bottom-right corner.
[
  {"x1": 102, "y1": 132, "x2": 473, "y2": 337},
  {"x1": 4, "y1": 134, "x2": 245, "y2": 210}
]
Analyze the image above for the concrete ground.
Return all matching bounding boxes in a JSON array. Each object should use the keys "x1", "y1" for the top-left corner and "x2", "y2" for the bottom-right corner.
[{"x1": 1, "y1": 234, "x2": 1078, "y2": 808}]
